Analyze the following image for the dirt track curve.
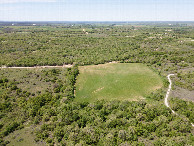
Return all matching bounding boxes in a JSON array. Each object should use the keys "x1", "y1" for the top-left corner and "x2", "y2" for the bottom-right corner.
[{"x1": 165, "y1": 74, "x2": 194, "y2": 127}]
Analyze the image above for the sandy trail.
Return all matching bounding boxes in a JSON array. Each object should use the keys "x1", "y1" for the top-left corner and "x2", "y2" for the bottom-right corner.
[
  {"x1": 165, "y1": 74, "x2": 176, "y2": 113},
  {"x1": 165, "y1": 74, "x2": 194, "y2": 127},
  {"x1": 0, "y1": 64, "x2": 73, "y2": 69}
]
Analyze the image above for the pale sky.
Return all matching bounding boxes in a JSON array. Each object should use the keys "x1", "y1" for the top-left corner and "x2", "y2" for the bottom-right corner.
[{"x1": 0, "y1": 0, "x2": 194, "y2": 21}]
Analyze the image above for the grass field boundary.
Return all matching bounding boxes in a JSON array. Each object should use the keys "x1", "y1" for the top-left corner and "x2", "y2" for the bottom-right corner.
[{"x1": 75, "y1": 63, "x2": 163, "y2": 102}]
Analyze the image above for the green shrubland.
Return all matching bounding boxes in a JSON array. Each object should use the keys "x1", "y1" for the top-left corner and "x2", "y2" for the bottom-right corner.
[{"x1": 0, "y1": 23, "x2": 193, "y2": 145}]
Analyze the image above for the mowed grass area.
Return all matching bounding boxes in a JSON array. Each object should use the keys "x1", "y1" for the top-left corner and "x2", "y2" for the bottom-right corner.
[{"x1": 75, "y1": 63, "x2": 163, "y2": 102}]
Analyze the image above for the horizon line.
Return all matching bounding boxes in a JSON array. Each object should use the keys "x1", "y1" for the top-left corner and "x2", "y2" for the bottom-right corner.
[{"x1": 1, "y1": 20, "x2": 194, "y2": 22}]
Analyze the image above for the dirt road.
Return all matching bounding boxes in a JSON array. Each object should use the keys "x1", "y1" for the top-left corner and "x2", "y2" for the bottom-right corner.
[
  {"x1": 165, "y1": 74, "x2": 175, "y2": 113},
  {"x1": 165, "y1": 74, "x2": 194, "y2": 127},
  {"x1": 0, "y1": 64, "x2": 73, "y2": 69}
]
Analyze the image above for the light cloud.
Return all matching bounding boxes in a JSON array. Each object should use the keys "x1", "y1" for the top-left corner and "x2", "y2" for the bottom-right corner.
[{"x1": 0, "y1": 0, "x2": 57, "y2": 4}]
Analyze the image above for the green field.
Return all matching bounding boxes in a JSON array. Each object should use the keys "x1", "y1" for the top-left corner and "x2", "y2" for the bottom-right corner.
[{"x1": 75, "y1": 63, "x2": 163, "y2": 102}]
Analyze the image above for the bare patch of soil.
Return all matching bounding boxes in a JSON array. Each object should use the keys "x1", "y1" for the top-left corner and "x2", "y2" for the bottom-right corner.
[{"x1": 171, "y1": 86, "x2": 194, "y2": 102}]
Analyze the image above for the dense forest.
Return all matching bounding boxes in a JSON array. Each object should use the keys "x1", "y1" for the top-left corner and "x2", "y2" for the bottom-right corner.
[{"x1": 0, "y1": 22, "x2": 194, "y2": 145}]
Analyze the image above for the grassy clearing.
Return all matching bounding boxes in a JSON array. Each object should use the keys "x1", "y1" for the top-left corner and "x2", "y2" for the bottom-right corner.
[
  {"x1": 75, "y1": 63, "x2": 163, "y2": 102},
  {"x1": 0, "y1": 68, "x2": 67, "y2": 96},
  {"x1": 4, "y1": 126, "x2": 45, "y2": 146}
]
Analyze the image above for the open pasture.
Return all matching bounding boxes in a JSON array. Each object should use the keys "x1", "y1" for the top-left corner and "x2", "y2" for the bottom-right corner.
[{"x1": 75, "y1": 63, "x2": 163, "y2": 102}]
